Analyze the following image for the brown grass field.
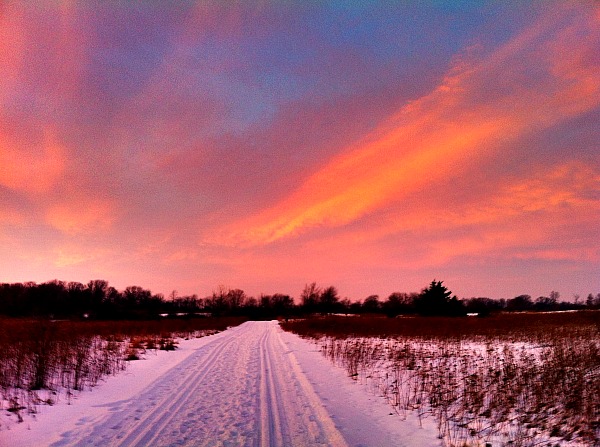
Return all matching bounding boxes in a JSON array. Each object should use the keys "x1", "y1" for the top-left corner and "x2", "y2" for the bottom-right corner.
[
  {"x1": 0, "y1": 316, "x2": 246, "y2": 422},
  {"x1": 282, "y1": 311, "x2": 600, "y2": 447},
  {"x1": 281, "y1": 310, "x2": 600, "y2": 340}
]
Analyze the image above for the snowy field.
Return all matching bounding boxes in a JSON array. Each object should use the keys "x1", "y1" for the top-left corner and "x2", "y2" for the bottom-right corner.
[
  {"x1": 1, "y1": 321, "x2": 440, "y2": 447},
  {"x1": 317, "y1": 336, "x2": 599, "y2": 447}
]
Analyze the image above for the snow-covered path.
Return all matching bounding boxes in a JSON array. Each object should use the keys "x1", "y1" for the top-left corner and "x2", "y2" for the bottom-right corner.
[
  {"x1": 3, "y1": 321, "x2": 439, "y2": 447},
  {"x1": 49, "y1": 321, "x2": 346, "y2": 447}
]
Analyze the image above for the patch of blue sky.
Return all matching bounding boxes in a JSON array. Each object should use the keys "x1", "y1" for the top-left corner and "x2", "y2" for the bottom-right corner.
[
  {"x1": 87, "y1": 20, "x2": 180, "y2": 101},
  {"x1": 312, "y1": 1, "x2": 531, "y2": 68}
]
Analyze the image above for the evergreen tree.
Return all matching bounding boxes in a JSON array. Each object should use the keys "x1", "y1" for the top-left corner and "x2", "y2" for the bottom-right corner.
[{"x1": 414, "y1": 280, "x2": 465, "y2": 316}]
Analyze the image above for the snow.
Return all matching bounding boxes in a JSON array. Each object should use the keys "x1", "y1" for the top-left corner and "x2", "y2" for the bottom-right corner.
[
  {"x1": 279, "y1": 329, "x2": 440, "y2": 447},
  {"x1": 1, "y1": 321, "x2": 440, "y2": 447}
]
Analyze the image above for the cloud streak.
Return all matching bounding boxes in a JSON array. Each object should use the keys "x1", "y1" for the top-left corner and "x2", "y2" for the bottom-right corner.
[{"x1": 211, "y1": 5, "x2": 599, "y2": 247}]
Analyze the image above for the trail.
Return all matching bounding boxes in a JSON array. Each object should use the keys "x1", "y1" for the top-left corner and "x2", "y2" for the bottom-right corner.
[
  {"x1": 50, "y1": 321, "x2": 348, "y2": 447},
  {"x1": 4, "y1": 321, "x2": 439, "y2": 447}
]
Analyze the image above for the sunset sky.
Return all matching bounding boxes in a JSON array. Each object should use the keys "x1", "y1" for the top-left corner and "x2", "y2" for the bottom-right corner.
[{"x1": 1, "y1": 1, "x2": 599, "y2": 301}]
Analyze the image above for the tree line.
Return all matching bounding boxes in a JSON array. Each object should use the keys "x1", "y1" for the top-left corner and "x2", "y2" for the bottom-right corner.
[{"x1": 0, "y1": 279, "x2": 598, "y2": 320}]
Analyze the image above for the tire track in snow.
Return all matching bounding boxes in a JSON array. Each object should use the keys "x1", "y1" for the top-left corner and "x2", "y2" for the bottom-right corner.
[
  {"x1": 53, "y1": 324, "x2": 250, "y2": 447},
  {"x1": 259, "y1": 329, "x2": 280, "y2": 446},
  {"x1": 119, "y1": 329, "x2": 241, "y2": 447},
  {"x1": 51, "y1": 321, "x2": 348, "y2": 447},
  {"x1": 258, "y1": 324, "x2": 349, "y2": 447},
  {"x1": 268, "y1": 325, "x2": 348, "y2": 447}
]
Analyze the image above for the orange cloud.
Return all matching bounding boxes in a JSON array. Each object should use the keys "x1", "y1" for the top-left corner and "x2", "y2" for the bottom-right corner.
[
  {"x1": 210, "y1": 5, "x2": 600, "y2": 247},
  {"x1": 0, "y1": 4, "x2": 86, "y2": 195},
  {"x1": 397, "y1": 162, "x2": 600, "y2": 231},
  {"x1": 163, "y1": 248, "x2": 199, "y2": 264},
  {"x1": 46, "y1": 198, "x2": 116, "y2": 235},
  {"x1": 337, "y1": 162, "x2": 600, "y2": 267},
  {"x1": 52, "y1": 243, "x2": 113, "y2": 268},
  {"x1": 54, "y1": 248, "x2": 92, "y2": 268},
  {"x1": 0, "y1": 208, "x2": 25, "y2": 226},
  {"x1": 0, "y1": 127, "x2": 66, "y2": 194}
]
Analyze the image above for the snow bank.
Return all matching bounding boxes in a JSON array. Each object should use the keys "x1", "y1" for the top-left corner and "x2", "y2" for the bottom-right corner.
[{"x1": 1, "y1": 330, "x2": 233, "y2": 446}]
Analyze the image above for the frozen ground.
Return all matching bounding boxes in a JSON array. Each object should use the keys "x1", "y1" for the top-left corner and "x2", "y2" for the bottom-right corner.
[{"x1": 1, "y1": 321, "x2": 439, "y2": 447}]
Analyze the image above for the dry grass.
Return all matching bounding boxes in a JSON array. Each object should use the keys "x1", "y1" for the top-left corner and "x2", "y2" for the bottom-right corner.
[
  {"x1": 282, "y1": 311, "x2": 600, "y2": 447},
  {"x1": 282, "y1": 311, "x2": 600, "y2": 341},
  {"x1": 0, "y1": 317, "x2": 246, "y2": 422}
]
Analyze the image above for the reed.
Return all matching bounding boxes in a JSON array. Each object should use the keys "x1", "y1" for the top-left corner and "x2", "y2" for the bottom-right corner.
[
  {"x1": 283, "y1": 312, "x2": 600, "y2": 446},
  {"x1": 0, "y1": 317, "x2": 245, "y2": 423}
]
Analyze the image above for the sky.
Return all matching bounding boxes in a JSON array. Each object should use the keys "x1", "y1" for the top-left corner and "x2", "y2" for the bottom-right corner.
[{"x1": 1, "y1": 1, "x2": 599, "y2": 301}]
